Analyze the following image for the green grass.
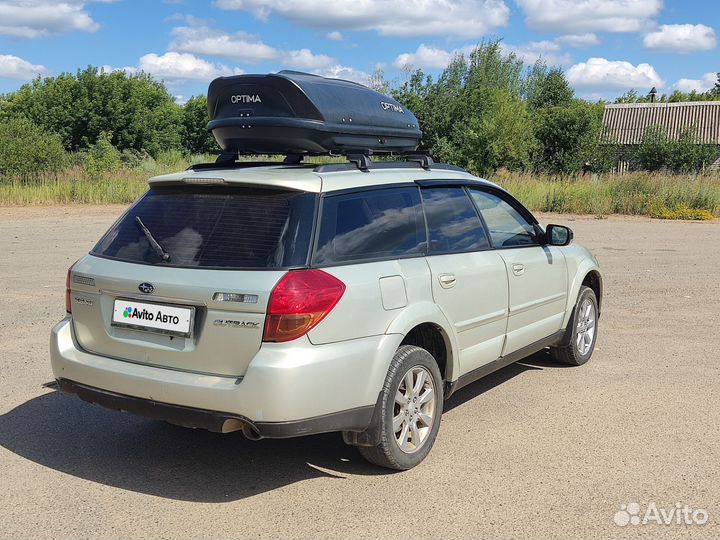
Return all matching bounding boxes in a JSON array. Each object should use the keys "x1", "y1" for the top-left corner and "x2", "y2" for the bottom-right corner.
[
  {"x1": 1, "y1": 158, "x2": 718, "y2": 220},
  {"x1": 0, "y1": 167, "x2": 149, "y2": 205},
  {"x1": 492, "y1": 170, "x2": 720, "y2": 220}
]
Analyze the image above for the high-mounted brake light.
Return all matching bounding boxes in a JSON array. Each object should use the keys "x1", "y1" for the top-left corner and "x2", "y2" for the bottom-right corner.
[
  {"x1": 181, "y1": 177, "x2": 226, "y2": 184},
  {"x1": 263, "y1": 269, "x2": 346, "y2": 343}
]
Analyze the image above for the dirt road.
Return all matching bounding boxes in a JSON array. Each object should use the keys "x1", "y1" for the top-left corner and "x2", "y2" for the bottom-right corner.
[{"x1": 0, "y1": 206, "x2": 718, "y2": 539}]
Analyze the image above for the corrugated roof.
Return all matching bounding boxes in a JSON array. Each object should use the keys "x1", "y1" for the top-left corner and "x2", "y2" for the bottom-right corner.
[{"x1": 602, "y1": 102, "x2": 720, "y2": 145}]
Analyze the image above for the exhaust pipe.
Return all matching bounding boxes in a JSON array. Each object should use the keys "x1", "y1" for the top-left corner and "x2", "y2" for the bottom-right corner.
[
  {"x1": 221, "y1": 417, "x2": 263, "y2": 440},
  {"x1": 241, "y1": 423, "x2": 263, "y2": 441}
]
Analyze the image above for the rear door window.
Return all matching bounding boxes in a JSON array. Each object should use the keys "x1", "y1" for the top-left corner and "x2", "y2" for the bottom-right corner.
[
  {"x1": 92, "y1": 185, "x2": 316, "y2": 269},
  {"x1": 421, "y1": 187, "x2": 490, "y2": 254},
  {"x1": 313, "y1": 186, "x2": 426, "y2": 265}
]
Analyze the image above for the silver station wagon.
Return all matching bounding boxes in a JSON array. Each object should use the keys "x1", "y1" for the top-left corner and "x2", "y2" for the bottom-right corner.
[{"x1": 50, "y1": 72, "x2": 602, "y2": 469}]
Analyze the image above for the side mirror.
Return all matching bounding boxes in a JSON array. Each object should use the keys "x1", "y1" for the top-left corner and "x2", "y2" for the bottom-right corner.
[{"x1": 545, "y1": 224, "x2": 573, "y2": 246}]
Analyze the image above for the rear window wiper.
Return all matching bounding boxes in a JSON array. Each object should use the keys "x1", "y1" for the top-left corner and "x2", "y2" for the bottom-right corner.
[{"x1": 134, "y1": 216, "x2": 171, "y2": 262}]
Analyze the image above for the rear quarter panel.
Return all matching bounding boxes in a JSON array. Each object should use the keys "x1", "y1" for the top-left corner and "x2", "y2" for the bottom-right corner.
[{"x1": 307, "y1": 257, "x2": 432, "y2": 344}]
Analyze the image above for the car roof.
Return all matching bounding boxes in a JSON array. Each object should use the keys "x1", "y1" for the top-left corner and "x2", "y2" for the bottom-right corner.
[{"x1": 148, "y1": 163, "x2": 500, "y2": 193}]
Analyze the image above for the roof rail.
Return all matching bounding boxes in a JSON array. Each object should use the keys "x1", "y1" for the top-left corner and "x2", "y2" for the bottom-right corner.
[{"x1": 186, "y1": 150, "x2": 463, "y2": 173}]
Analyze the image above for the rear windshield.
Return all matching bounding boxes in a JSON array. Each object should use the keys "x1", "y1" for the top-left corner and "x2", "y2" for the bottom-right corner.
[{"x1": 92, "y1": 185, "x2": 316, "y2": 269}]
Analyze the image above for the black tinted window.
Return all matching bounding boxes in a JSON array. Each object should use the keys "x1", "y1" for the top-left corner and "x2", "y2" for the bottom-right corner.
[
  {"x1": 468, "y1": 190, "x2": 538, "y2": 247},
  {"x1": 422, "y1": 187, "x2": 489, "y2": 254},
  {"x1": 314, "y1": 187, "x2": 426, "y2": 265},
  {"x1": 93, "y1": 186, "x2": 316, "y2": 269}
]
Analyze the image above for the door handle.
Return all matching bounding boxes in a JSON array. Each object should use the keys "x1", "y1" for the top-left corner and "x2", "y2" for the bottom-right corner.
[
  {"x1": 512, "y1": 263, "x2": 525, "y2": 276},
  {"x1": 438, "y1": 274, "x2": 456, "y2": 289}
]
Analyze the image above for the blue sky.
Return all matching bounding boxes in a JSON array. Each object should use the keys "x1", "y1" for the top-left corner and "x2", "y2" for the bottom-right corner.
[{"x1": 0, "y1": 0, "x2": 717, "y2": 102}]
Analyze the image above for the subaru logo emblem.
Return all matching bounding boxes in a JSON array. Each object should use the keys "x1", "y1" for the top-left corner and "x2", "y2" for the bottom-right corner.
[{"x1": 138, "y1": 282, "x2": 154, "y2": 294}]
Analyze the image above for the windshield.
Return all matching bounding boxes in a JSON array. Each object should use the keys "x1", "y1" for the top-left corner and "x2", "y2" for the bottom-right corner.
[{"x1": 92, "y1": 185, "x2": 316, "y2": 269}]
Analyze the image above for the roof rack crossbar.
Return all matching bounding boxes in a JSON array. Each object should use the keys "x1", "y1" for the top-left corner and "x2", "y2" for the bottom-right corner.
[
  {"x1": 346, "y1": 152, "x2": 373, "y2": 172},
  {"x1": 215, "y1": 151, "x2": 237, "y2": 166},
  {"x1": 403, "y1": 152, "x2": 434, "y2": 170},
  {"x1": 283, "y1": 153, "x2": 304, "y2": 165}
]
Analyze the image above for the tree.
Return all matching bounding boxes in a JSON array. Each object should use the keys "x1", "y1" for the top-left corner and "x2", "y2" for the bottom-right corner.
[
  {"x1": 393, "y1": 41, "x2": 535, "y2": 174},
  {"x1": 453, "y1": 88, "x2": 535, "y2": 176},
  {"x1": 669, "y1": 128, "x2": 720, "y2": 172},
  {"x1": 526, "y1": 63, "x2": 574, "y2": 109},
  {"x1": 532, "y1": 101, "x2": 603, "y2": 173},
  {"x1": 0, "y1": 67, "x2": 184, "y2": 157},
  {"x1": 367, "y1": 68, "x2": 390, "y2": 94},
  {"x1": 634, "y1": 125, "x2": 671, "y2": 171},
  {"x1": 84, "y1": 131, "x2": 121, "y2": 174},
  {"x1": 711, "y1": 73, "x2": 720, "y2": 97},
  {"x1": 182, "y1": 95, "x2": 217, "y2": 155},
  {"x1": 0, "y1": 117, "x2": 66, "y2": 179},
  {"x1": 615, "y1": 89, "x2": 639, "y2": 103}
]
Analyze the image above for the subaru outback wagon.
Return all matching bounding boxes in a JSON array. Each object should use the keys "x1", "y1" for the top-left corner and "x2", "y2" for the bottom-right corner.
[{"x1": 51, "y1": 159, "x2": 602, "y2": 470}]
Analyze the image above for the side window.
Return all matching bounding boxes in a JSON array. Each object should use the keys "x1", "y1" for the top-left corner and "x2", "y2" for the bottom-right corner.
[
  {"x1": 468, "y1": 189, "x2": 539, "y2": 248},
  {"x1": 313, "y1": 186, "x2": 426, "y2": 265},
  {"x1": 421, "y1": 187, "x2": 490, "y2": 254}
]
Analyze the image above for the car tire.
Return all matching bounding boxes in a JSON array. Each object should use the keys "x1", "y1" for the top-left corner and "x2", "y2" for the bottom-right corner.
[
  {"x1": 551, "y1": 285, "x2": 598, "y2": 366},
  {"x1": 357, "y1": 345, "x2": 443, "y2": 470}
]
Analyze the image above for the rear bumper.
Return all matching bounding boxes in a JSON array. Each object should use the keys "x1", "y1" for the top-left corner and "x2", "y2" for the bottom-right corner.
[
  {"x1": 57, "y1": 378, "x2": 375, "y2": 438},
  {"x1": 50, "y1": 317, "x2": 400, "y2": 436}
]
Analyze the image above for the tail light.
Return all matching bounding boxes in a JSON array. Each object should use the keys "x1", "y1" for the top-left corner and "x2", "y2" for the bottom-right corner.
[
  {"x1": 263, "y1": 269, "x2": 346, "y2": 343},
  {"x1": 65, "y1": 260, "x2": 78, "y2": 313}
]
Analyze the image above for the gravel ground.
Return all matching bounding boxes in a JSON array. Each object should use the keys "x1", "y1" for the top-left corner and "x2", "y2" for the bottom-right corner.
[{"x1": 0, "y1": 205, "x2": 718, "y2": 540}]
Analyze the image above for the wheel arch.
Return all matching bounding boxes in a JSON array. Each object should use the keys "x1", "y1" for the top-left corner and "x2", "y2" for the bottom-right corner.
[
  {"x1": 582, "y1": 269, "x2": 603, "y2": 315},
  {"x1": 562, "y1": 259, "x2": 603, "y2": 328},
  {"x1": 385, "y1": 302, "x2": 459, "y2": 384}
]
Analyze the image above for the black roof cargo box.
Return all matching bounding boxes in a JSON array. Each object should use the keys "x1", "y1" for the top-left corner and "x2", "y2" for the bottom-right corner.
[{"x1": 206, "y1": 71, "x2": 421, "y2": 155}]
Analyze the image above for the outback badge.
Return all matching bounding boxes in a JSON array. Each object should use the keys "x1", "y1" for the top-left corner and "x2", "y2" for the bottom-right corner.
[{"x1": 138, "y1": 282, "x2": 155, "y2": 294}]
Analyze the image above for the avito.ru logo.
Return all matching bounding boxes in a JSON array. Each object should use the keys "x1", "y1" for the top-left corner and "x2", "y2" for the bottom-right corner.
[
  {"x1": 614, "y1": 502, "x2": 709, "y2": 527},
  {"x1": 122, "y1": 306, "x2": 180, "y2": 325}
]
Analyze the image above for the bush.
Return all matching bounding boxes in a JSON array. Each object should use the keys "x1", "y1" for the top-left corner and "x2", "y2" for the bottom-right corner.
[
  {"x1": 456, "y1": 88, "x2": 535, "y2": 176},
  {"x1": 83, "y1": 131, "x2": 121, "y2": 175},
  {"x1": 633, "y1": 125, "x2": 672, "y2": 171},
  {"x1": 531, "y1": 101, "x2": 602, "y2": 173},
  {"x1": 0, "y1": 117, "x2": 66, "y2": 179},
  {"x1": 670, "y1": 130, "x2": 720, "y2": 172},
  {"x1": 119, "y1": 148, "x2": 150, "y2": 169},
  {"x1": 182, "y1": 95, "x2": 217, "y2": 154}
]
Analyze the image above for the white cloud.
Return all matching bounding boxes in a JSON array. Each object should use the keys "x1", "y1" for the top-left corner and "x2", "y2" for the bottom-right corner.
[
  {"x1": 394, "y1": 44, "x2": 453, "y2": 69},
  {"x1": 0, "y1": 54, "x2": 49, "y2": 79},
  {"x1": 282, "y1": 49, "x2": 334, "y2": 70},
  {"x1": 169, "y1": 21, "x2": 350, "y2": 77},
  {"x1": 137, "y1": 52, "x2": 243, "y2": 82},
  {"x1": 99, "y1": 64, "x2": 137, "y2": 75},
  {"x1": 566, "y1": 57, "x2": 664, "y2": 91},
  {"x1": 672, "y1": 72, "x2": 717, "y2": 93},
  {"x1": 320, "y1": 65, "x2": 370, "y2": 85},
  {"x1": 170, "y1": 24, "x2": 279, "y2": 62},
  {"x1": 643, "y1": 24, "x2": 717, "y2": 53},
  {"x1": 501, "y1": 40, "x2": 572, "y2": 66},
  {"x1": 213, "y1": 0, "x2": 510, "y2": 39},
  {"x1": 515, "y1": 0, "x2": 661, "y2": 33},
  {"x1": 556, "y1": 33, "x2": 600, "y2": 47},
  {"x1": 326, "y1": 31, "x2": 343, "y2": 41},
  {"x1": 0, "y1": 0, "x2": 102, "y2": 38},
  {"x1": 394, "y1": 40, "x2": 572, "y2": 71}
]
